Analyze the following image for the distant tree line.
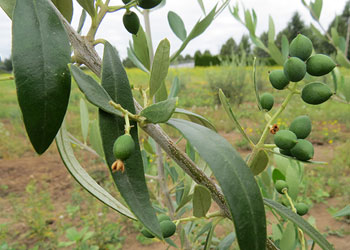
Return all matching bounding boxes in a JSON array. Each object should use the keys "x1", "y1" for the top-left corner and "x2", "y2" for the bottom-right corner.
[{"x1": 0, "y1": 56, "x2": 12, "y2": 72}]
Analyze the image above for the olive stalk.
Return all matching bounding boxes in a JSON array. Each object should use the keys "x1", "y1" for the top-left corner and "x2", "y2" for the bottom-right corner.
[
  {"x1": 173, "y1": 211, "x2": 224, "y2": 224},
  {"x1": 86, "y1": 0, "x2": 110, "y2": 42},
  {"x1": 109, "y1": 101, "x2": 147, "y2": 125}
]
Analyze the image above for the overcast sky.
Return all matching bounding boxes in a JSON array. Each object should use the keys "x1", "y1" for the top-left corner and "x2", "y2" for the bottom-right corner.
[{"x1": 0, "y1": 0, "x2": 347, "y2": 61}]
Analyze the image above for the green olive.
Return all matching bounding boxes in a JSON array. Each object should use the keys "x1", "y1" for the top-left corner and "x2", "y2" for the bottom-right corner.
[
  {"x1": 158, "y1": 214, "x2": 171, "y2": 223},
  {"x1": 295, "y1": 203, "x2": 309, "y2": 216},
  {"x1": 283, "y1": 57, "x2": 306, "y2": 82},
  {"x1": 275, "y1": 180, "x2": 288, "y2": 194},
  {"x1": 123, "y1": 11, "x2": 140, "y2": 35},
  {"x1": 289, "y1": 115, "x2": 312, "y2": 139},
  {"x1": 113, "y1": 134, "x2": 135, "y2": 160},
  {"x1": 260, "y1": 93, "x2": 274, "y2": 111},
  {"x1": 290, "y1": 139, "x2": 314, "y2": 161},
  {"x1": 269, "y1": 70, "x2": 290, "y2": 90},
  {"x1": 301, "y1": 82, "x2": 333, "y2": 105},
  {"x1": 138, "y1": 0, "x2": 162, "y2": 9},
  {"x1": 306, "y1": 54, "x2": 336, "y2": 76},
  {"x1": 274, "y1": 130, "x2": 298, "y2": 150},
  {"x1": 141, "y1": 227, "x2": 155, "y2": 238},
  {"x1": 160, "y1": 220, "x2": 176, "y2": 238},
  {"x1": 289, "y1": 34, "x2": 313, "y2": 61}
]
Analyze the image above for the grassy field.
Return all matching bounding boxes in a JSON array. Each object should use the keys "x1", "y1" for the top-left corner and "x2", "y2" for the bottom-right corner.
[{"x1": 0, "y1": 65, "x2": 350, "y2": 249}]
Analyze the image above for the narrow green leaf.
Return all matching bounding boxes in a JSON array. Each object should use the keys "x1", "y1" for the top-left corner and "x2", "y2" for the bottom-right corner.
[
  {"x1": 268, "y1": 42, "x2": 284, "y2": 65},
  {"x1": 336, "y1": 49, "x2": 350, "y2": 68},
  {"x1": 219, "y1": 89, "x2": 253, "y2": 145},
  {"x1": 174, "y1": 108, "x2": 216, "y2": 131},
  {"x1": 141, "y1": 98, "x2": 177, "y2": 124},
  {"x1": 193, "y1": 185, "x2": 212, "y2": 218},
  {"x1": 333, "y1": 205, "x2": 350, "y2": 217},
  {"x1": 12, "y1": 0, "x2": 71, "y2": 154},
  {"x1": 150, "y1": 39, "x2": 171, "y2": 98},
  {"x1": 252, "y1": 57, "x2": 262, "y2": 111},
  {"x1": 155, "y1": 81, "x2": 168, "y2": 102},
  {"x1": 204, "y1": 223, "x2": 215, "y2": 250},
  {"x1": 89, "y1": 119, "x2": 104, "y2": 157},
  {"x1": 79, "y1": 98, "x2": 89, "y2": 144},
  {"x1": 55, "y1": 123, "x2": 135, "y2": 219},
  {"x1": 311, "y1": 0, "x2": 322, "y2": 20},
  {"x1": 280, "y1": 222, "x2": 296, "y2": 250},
  {"x1": 250, "y1": 34, "x2": 268, "y2": 51},
  {"x1": 338, "y1": 36, "x2": 346, "y2": 53},
  {"x1": 77, "y1": 9, "x2": 87, "y2": 34},
  {"x1": 167, "y1": 119, "x2": 266, "y2": 250},
  {"x1": 171, "y1": 6, "x2": 216, "y2": 61},
  {"x1": 127, "y1": 47, "x2": 150, "y2": 74},
  {"x1": 311, "y1": 23, "x2": 326, "y2": 41},
  {"x1": 77, "y1": 0, "x2": 95, "y2": 17},
  {"x1": 51, "y1": 0, "x2": 73, "y2": 23},
  {"x1": 331, "y1": 27, "x2": 339, "y2": 47},
  {"x1": 70, "y1": 65, "x2": 122, "y2": 117},
  {"x1": 0, "y1": 0, "x2": 15, "y2": 18},
  {"x1": 286, "y1": 164, "x2": 299, "y2": 200},
  {"x1": 244, "y1": 10, "x2": 255, "y2": 35},
  {"x1": 250, "y1": 150, "x2": 269, "y2": 175},
  {"x1": 175, "y1": 175, "x2": 193, "y2": 212},
  {"x1": 99, "y1": 42, "x2": 162, "y2": 239},
  {"x1": 268, "y1": 16, "x2": 275, "y2": 43},
  {"x1": 264, "y1": 198, "x2": 334, "y2": 250},
  {"x1": 281, "y1": 35, "x2": 289, "y2": 62},
  {"x1": 218, "y1": 232, "x2": 236, "y2": 250},
  {"x1": 195, "y1": 222, "x2": 212, "y2": 241},
  {"x1": 168, "y1": 11, "x2": 187, "y2": 41},
  {"x1": 169, "y1": 76, "x2": 180, "y2": 99},
  {"x1": 186, "y1": 141, "x2": 196, "y2": 161},
  {"x1": 165, "y1": 238, "x2": 178, "y2": 248},
  {"x1": 197, "y1": 0, "x2": 206, "y2": 14},
  {"x1": 132, "y1": 26, "x2": 151, "y2": 70}
]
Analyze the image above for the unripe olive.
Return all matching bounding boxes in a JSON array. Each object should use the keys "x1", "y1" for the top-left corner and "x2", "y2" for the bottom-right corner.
[
  {"x1": 122, "y1": 0, "x2": 132, "y2": 4},
  {"x1": 289, "y1": 34, "x2": 313, "y2": 61},
  {"x1": 274, "y1": 130, "x2": 298, "y2": 150},
  {"x1": 290, "y1": 139, "x2": 314, "y2": 161},
  {"x1": 260, "y1": 93, "x2": 274, "y2": 111},
  {"x1": 283, "y1": 57, "x2": 306, "y2": 82},
  {"x1": 138, "y1": 0, "x2": 162, "y2": 9},
  {"x1": 295, "y1": 203, "x2": 309, "y2": 216},
  {"x1": 158, "y1": 214, "x2": 171, "y2": 223},
  {"x1": 160, "y1": 220, "x2": 176, "y2": 238},
  {"x1": 306, "y1": 54, "x2": 336, "y2": 76},
  {"x1": 275, "y1": 180, "x2": 288, "y2": 194},
  {"x1": 279, "y1": 148, "x2": 292, "y2": 157},
  {"x1": 289, "y1": 115, "x2": 312, "y2": 139},
  {"x1": 269, "y1": 70, "x2": 290, "y2": 90},
  {"x1": 123, "y1": 11, "x2": 140, "y2": 35},
  {"x1": 141, "y1": 227, "x2": 155, "y2": 238},
  {"x1": 301, "y1": 82, "x2": 333, "y2": 105},
  {"x1": 113, "y1": 134, "x2": 135, "y2": 160}
]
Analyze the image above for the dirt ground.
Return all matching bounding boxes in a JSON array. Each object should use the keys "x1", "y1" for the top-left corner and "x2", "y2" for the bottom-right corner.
[{"x1": 0, "y1": 142, "x2": 349, "y2": 249}]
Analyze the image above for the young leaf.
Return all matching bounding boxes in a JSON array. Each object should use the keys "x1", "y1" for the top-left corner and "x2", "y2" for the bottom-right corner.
[
  {"x1": 168, "y1": 11, "x2": 187, "y2": 41},
  {"x1": 70, "y1": 65, "x2": 122, "y2": 117},
  {"x1": 197, "y1": 0, "x2": 206, "y2": 14},
  {"x1": 51, "y1": 0, "x2": 73, "y2": 23},
  {"x1": 310, "y1": 0, "x2": 323, "y2": 20},
  {"x1": 12, "y1": 0, "x2": 71, "y2": 154},
  {"x1": 268, "y1": 16, "x2": 275, "y2": 43},
  {"x1": 150, "y1": 39, "x2": 171, "y2": 98},
  {"x1": 280, "y1": 222, "x2": 296, "y2": 250},
  {"x1": 0, "y1": 0, "x2": 15, "y2": 18},
  {"x1": 286, "y1": 164, "x2": 299, "y2": 200},
  {"x1": 56, "y1": 123, "x2": 135, "y2": 219},
  {"x1": 132, "y1": 26, "x2": 151, "y2": 70},
  {"x1": 77, "y1": 9, "x2": 87, "y2": 34},
  {"x1": 80, "y1": 98, "x2": 89, "y2": 144},
  {"x1": 89, "y1": 119, "x2": 104, "y2": 158},
  {"x1": 169, "y1": 76, "x2": 180, "y2": 99},
  {"x1": 174, "y1": 108, "x2": 216, "y2": 131},
  {"x1": 167, "y1": 119, "x2": 266, "y2": 250},
  {"x1": 127, "y1": 47, "x2": 150, "y2": 74},
  {"x1": 77, "y1": 0, "x2": 95, "y2": 17},
  {"x1": 219, "y1": 89, "x2": 253, "y2": 146},
  {"x1": 99, "y1": 42, "x2": 162, "y2": 239},
  {"x1": 252, "y1": 57, "x2": 263, "y2": 110},
  {"x1": 155, "y1": 81, "x2": 168, "y2": 102},
  {"x1": 264, "y1": 198, "x2": 334, "y2": 250},
  {"x1": 336, "y1": 49, "x2": 350, "y2": 68},
  {"x1": 250, "y1": 150, "x2": 269, "y2": 175},
  {"x1": 141, "y1": 98, "x2": 177, "y2": 124},
  {"x1": 281, "y1": 35, "x2": 289, "y2": 62},
  {"x1": 193, "y1": 185, "x2": 212, "y2": 218},
  {"x1": 268, "y1": 42, "x2": 284, "y2": 65},
  {"x1": 244, "y1": 10, "x2": 255, "y2": 35}
]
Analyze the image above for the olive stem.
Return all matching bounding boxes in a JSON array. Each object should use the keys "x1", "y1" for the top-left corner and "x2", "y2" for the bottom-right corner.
[
  {"x1": 173, "y1": 211, "x2": 224, "y2": 224},
  {"x1": 93, "y1": 38, "x2": 107, "y2": 46},
  {"x1": 263, "y1": 144, "x2": 277, "y2": 149},
  {"x1": 86, "y1": 0, "x2": 110, "y2": 43},
  {"x1": 124, "y1": 113, "x2": 131, "y2": 135},
  {"x1": 109, "y1": 101, "x2": 147, "y2": 126},
  {"x1": 108, "y1": 0, "x2": 137, "y2": 12}
]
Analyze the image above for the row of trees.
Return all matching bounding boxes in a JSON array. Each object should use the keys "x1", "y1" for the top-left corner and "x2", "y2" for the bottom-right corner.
[{"x1": 0, "y1": 57, "x2": 12, "y2": 72}]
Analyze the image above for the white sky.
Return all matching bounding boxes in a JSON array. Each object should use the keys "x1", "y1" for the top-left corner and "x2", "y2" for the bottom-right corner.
[{"x1": 0, "y1": 0, "x2": 347, "y2": 61}]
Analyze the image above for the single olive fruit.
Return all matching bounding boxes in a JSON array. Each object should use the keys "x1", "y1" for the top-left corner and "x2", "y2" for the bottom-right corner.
[
  {"x1": 141, "y1": 227, "x2": 155, "y2": 238},
  {"x1": 138, "y1": 0, "x2": 162, "y2": 9},
  {"x1": 289, "y1": 115, "x2": 312, "y2": 139},
  {"x1": 295, "y1": 203, "x2": 309, "y2": 216},
  {"x1": 283, "y1": 57, "x2": 307, "y2": 82},
  {"x1": 290, "y1": 139, "x2": 314, "y2": 161},
  {"x1": 301, "y1": 82, "x2": 333, "y2": 105},
  {"x1": 122, "y1": 0, "x2": 132, "y2": 4},
  {"x1": 269, "y1": 70, "x2": 290, "y2": 90},
  {"x1": 160, "y1": 220, "x2": 176, "y2": 238},
  {"x1": 306, "y1": 54, "x2": 336, "y2": 76},
  {"x1": 289, "y1": 34, "x2": 313, "y2": 61},
  {"x1": 113, "y1": 134, "x2": 135, "y2": 160},
  {"x1": 274, "y1": 130, "x2": 298, "y2": 150},
  {"x1": 260, "y1": 93, "x2": 274, "y2": 111},
  {"x1": 158, "y1": 214, "x2": 171, "y2": 223},
  {"x1": 279, "y1": 148, "x2": 292, "y2": 157},
  {"x1": 123, "y1": 11, "x2": 140, "y2": 35},
  {"x1": 275, "y1": 180, "x2": 288, "y2": 194}
]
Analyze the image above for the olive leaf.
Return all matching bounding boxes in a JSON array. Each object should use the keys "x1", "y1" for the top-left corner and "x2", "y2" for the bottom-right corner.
[
  {"x1": 280, "y1": 222, "x2": 296, "y2": 250},
  {"x1": 76, "y1": 0, "x2": 95, "y2": 17},
  {"x1": 12, "y1": 0, "x2": 71, "y2": 154},
  {"x1": 79, "y1": 98, "x2": 89, "y2": 144},
  {"x1": 174, "y1": 108, "x2": 216, "y2": 131},
  {"x1": 51, "y1": 0, "x2": 73, "y2": 23},
  {"x1": 169, "y1": 77, "x2": 180, "y2": 99},
  {"x1": 0, "y1": 0, "x2": 15, "y2": 18},
  {"x1": 141, "y1": 98, "x2": 177, "y2": 124},
  {"x1": 193, "y1": 185, "x2": 212, "y2": 218},
  {"x1": 250, "y1": 150, "x2": 269, "y2": 175},
  {"x1": 132, "y1": 26, "x2": 151, "y2": 70},
  {"x1": 168, "y1": 11, "x2": 187, "y2": 41}
]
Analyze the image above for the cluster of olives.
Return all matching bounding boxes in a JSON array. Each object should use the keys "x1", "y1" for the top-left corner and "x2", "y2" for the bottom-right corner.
[
  {"x1": 112, "y1": 134, "x2": 135, "y2": 172},
  {"x1": 275, "y1": 180, "x2": 309, "y2": 216},
  {"x1": 141, "y1": 214, "x2": 177, "y2": 238},
  {"x1": 274, "y1": 115, "x2": 314, "y2": 161},
  {"x1": 261, "y1": 34, "x2": 336, "y2": 112},
  {"x1": 122, "y1": 0, "x2": 162, "y2": 35}
]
